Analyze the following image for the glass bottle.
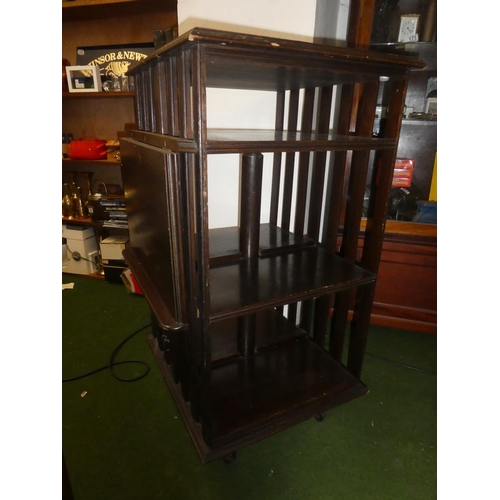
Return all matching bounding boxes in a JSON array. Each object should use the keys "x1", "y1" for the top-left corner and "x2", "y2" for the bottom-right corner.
[
  {"x1": 82, "y1": 171, "x2": 93, "y2": 216},
  {"x1": 62, "y1": 183, "x2": 72, "y2": 218},
  {"x1": 71, "y1": 184, "x2": 84, "y2": 218}
]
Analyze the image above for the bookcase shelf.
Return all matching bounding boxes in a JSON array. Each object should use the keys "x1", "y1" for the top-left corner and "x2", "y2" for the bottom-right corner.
[{"x1": 209, "y1": 245, "x2": 375, "y2": 321}]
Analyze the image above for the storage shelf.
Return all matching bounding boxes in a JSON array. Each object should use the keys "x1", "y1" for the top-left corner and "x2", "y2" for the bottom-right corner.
[
  {"x1": 148, "y1": 319, "x2": 367, "y2": 460},
  {"x1": 206, "y1": 129, "x2": 397, "y2": 154},
  {"x1": 209, "y1": 223, "x2": 315, "y2": 265},
  {"x1": 62, "y1": 216, "x2": 102, "y2": 228},
  {"x1": 128, "y1": 129, "x2": 396, "y2": 154},
  {"x1": 63, "y1": 91, "x2": 135, "y2": 99},
  {"x1": 401, "y1": 118, "x2": 437, "y2": 126},
  {"x1": 63, "y1": 158, "x2": 121, "y2": 165},
  {"x1": 123, "y1": 235, "x2": 375, "y2": 327},
  {"x1": 62, "y1": 0, "x2": 176, "y2": 22},
  {"x1": 209, "y1": 245, "x2": 375, "y2": 321},
  {"x1": 209, "y1": 335, "x2": 367, "y2": 445}
]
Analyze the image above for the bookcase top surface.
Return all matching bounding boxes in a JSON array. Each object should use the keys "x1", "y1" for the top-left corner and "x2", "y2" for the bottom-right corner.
[{"x1": 130, "y1": 27, "x2": 426, "y2": 83}]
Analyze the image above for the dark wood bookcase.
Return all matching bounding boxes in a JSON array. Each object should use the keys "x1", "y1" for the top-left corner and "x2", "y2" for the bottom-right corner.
[{"x1": 120, "y1": 27, "x2": 424, "y2": 463}]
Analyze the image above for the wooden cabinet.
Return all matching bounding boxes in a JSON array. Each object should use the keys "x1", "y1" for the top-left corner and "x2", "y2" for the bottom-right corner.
[
  {"x1": 120, "y1": 27, "x2": 424, "y2": 462},
  {"x1": 359, "y1": 220, "x2": 437, "y2": 333}
]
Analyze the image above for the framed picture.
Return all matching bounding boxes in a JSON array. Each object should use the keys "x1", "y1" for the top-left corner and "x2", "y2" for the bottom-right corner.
[
  {"x1": 76, "y1": 43, "x2": 155, "y2": 80},
  {"x1": 66, "y1": 65, "x2": 102, "y2": 93}
]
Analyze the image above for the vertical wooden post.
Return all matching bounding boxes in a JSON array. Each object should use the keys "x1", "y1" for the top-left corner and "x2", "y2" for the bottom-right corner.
[
  {"x1": 346, "y1": 0, "x2": 376, "y2": 49},
  {"x1": 237, "y1": 314, "x2": 257, "y2": 357},
  {"x1": 238, "y1": 152, "x2": 263, "y2": 357},
  {"x1": 240, "y1": 153, "x2": 264, "y2": 259}
]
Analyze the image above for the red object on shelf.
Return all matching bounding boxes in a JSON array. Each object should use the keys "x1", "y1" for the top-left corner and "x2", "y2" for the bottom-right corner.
[
  {"x1": 392, "y1": 158, "x2": 414, "y2": 187},
  {"x1": 68, "y1": 136, "x2": 107, "y2": 160},
  {"x1": 376, "y1": 158, "x2": 415, "y2": 188}
]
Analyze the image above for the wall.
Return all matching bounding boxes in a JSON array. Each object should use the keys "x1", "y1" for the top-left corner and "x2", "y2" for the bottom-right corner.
[
  {"x1": 313, "y1": 0, "x2": 350, "y2": 46},
  {"x1": 177, "y1": 0, "x2": 348, "y2": 228}
]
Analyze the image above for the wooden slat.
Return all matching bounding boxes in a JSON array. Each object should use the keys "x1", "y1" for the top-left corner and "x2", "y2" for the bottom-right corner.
[
  {"x1": 134, "y1": 70, "x2": 144, "y2": 130},
  {"x1": 168, "y1": 56, "x2": 179, "y2": 137},
  {"x1": 280, "y1": 89, "x2": 300, "y2": 232},
  {"x1": 178, "y1": 50, "x2": 193, "y2": 139},
  {"x1": 269, "y1": 90, "x2": 286, "y2": 226},
  {"x1": 307, "y1": 86, "x2": 333, "y2": 241},
  {"x1": 153, "y1": 58, "x2": 166, "y2": 135},
  {"x1": 293, "y1": 87, "x2": 315, "y2": 236}
]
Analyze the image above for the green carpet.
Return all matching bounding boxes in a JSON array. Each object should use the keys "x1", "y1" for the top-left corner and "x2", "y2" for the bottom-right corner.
[{"x1": 62, "y1": 275, "x2": 437, "y2": 499}]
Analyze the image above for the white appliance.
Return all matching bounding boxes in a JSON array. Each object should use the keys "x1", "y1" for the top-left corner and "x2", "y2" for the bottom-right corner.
[{"x1": 62, "y1": 225, "x2": 99, "y2": 275}]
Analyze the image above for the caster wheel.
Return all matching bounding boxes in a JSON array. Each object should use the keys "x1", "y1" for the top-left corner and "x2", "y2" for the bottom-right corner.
[
  {"x1": 223, "y1": 451, "x2": 237, "y2": 463},
  {"x1": 314, "y1": 413, "x2": 324, "y2": 422}
]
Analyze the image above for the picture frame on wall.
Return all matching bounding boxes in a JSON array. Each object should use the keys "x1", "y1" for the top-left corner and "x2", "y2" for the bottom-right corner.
[{"x1": 76, "y1": 43, "x2": 156, "y2": 81}]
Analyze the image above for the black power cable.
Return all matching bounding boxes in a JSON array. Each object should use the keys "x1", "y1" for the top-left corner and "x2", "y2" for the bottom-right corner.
[
  {"x1": 340, "y1": 344, "x2": 436, "y2": 375},
  {"x1": 364, "y1": 350, "x2": 437, "y2": 375},
  {"x1": 63, "y1": 323, "x2": 151, "y2": 383},
  {"x1": 63, "y1": 322, "x2": 436, "y2": 382}
]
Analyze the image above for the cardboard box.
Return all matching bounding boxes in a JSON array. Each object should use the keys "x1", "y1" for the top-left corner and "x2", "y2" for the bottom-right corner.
[{"x1": 99, "y1": 235, "x2": 129, "y2": 260}]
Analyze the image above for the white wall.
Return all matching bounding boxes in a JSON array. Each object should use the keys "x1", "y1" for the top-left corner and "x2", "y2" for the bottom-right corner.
[
  {"x1": 176, "y1": 0, "x2": 347, "y2": 228},
  {"x1": 178, "y1": 0, "x2": 318, "y2": 42},
  {"x1": 314, "y1": 0, "x2": 350, "y2": 46}
]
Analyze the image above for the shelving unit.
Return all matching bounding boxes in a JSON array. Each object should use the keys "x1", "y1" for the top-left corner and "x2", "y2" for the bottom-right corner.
[
  {"x1": 367, "y1": 39, "x2": 437, "y2": 331},
  {"x1": 372, "y1": 41, "x2": 437, "y2": 198},
  {"x1": 62, "y1": 0, "x2": 176, "y2": 22},
  {"x1": 62, "y1": 0, "x2": 178, "y2": 222},
  {"x1": 62, "y1": 0, "x2": 178, "y2": 279},
  {"x1": 120, "y1": 27, "x2": 424, "y2": 463}
]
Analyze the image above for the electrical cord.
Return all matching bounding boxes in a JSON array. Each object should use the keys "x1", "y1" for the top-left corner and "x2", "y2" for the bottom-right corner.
[
  {"x1": 64, "y1": 241, "x2": 99, "y2": 269},
  {"x1": 363, "y1": 350, "x2": 436, "y2": 375},
  {"x1": 63, "y1": 323, "x2": 151, "y2": 383},
  {"x1": 63, "y1": 322, "x2": 436, "y2": 382},
  {"x1": 333, "y1": 338, "x2": 436, "y2": 374},
  {"x1": 339, "y1": 343, "x2": 436, "y2": 375}
]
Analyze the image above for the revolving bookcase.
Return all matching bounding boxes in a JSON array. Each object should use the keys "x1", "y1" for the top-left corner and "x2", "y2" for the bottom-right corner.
[{"x1": 120, "y1": 28, "x2": 424, "y2": 463}]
